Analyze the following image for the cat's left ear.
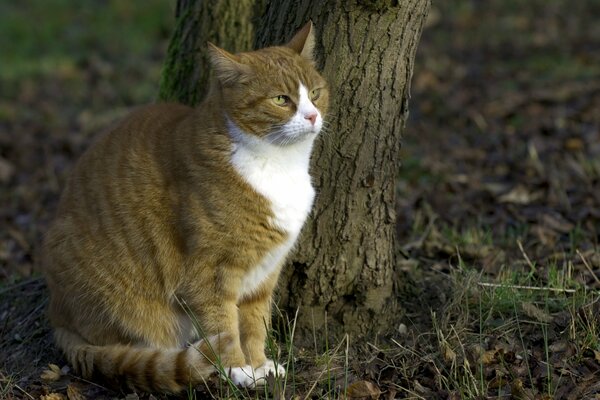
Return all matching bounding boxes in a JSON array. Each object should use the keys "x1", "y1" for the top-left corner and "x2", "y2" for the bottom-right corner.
[
  {"x1": 286, "y1": 21, "x2": 315, "y2": 61},
  {"x1": 207, "y1": 42, "x2": 252, "y2": 85}
]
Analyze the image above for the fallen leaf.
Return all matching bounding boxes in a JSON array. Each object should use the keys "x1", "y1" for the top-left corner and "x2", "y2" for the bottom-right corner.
[
  {"x1": 511, "y1": 378, "x2": 537, "y2": 399},
  {"x1": 347, "y1": 380, "x2": 381, "y2": 399},
  {"x1": 442, "y1": 343, "x2": 457, "y2": 363},
  {"x1": 564, "y1": 137, "x2": 584, "y2": 151},
  {"x1": 481, "y1": 349, "x2": 498, "y2": 365},
  {"x1": 41, "y1": 394, "x2": 66, "y2": 400},
  {"x1": 498, "y1": 185, "x2": 541, "y2": 205},
  {"x1": 0, "y1": 156, "x2": 14, "y2": 184},
  {"x1": 67, "y1": 384, "x2": 85, "y2": 400},
  {"x1": 522, "y1": 302, "x2": 553, "y2": 323},
  {"x1": 531, "y1": 224, "x2": 559, "y2": 246},
  {"x1": 548, "y1": 341, "x2": 569, "y2": 352},
  {"x1": 41, "y1": 363, "x2": 63, "y2": 382},
  {"x1": 541, "y1": 213, "x2": 574, "y2": 234},
  {"x1": 383, "y1": 388, "x2": 397, "y2": 400},
  {"x1": 398, "y1": 323, "x2": 408, "y2": 335}
]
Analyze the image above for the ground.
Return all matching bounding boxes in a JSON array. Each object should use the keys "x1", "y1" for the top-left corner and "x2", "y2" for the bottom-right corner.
[{"x1": 1, "y1": 1, "x2": 599, "y2": 399}]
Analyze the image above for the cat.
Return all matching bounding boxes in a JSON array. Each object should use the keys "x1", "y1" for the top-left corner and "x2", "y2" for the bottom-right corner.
[{"x1": 41, "y1": 21, "x2": 328, "y2": 393}]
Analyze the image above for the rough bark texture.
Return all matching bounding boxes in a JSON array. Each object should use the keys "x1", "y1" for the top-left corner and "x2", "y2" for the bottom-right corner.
[
  {"x1": 159, "y1": 0, "x2": 430, "y2": 345},
  {"x1": 256, "y1": 0, "x2": 429, "y2": 344},
  {"x1": 159, "y1": 0, "x2": 264, "y2": 104}
]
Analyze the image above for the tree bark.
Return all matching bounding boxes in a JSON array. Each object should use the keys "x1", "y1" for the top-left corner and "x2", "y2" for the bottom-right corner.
[
  {"x1": 160, "y1": 0, "x2": 430, "y2": 345},
  {"x1": 257, "y1": 1, "x2": 429, "y2": 344},
  {"x1": 159, "y1": 0, "x2": 264, "y2": 104}
]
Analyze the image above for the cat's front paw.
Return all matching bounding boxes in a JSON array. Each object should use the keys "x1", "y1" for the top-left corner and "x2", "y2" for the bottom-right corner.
[
  {"x1": 225, "y1": 360, "x2": 285, "y2": 387},
  {"x1": 254, "y1": 359, "x2": 286, "y2": 381},
  {"x1": 227, "y1": 365, "x2": 256, "y2": 387}
]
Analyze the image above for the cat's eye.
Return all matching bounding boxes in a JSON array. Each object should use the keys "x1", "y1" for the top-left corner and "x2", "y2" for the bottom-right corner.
[
  {"x1": 273, "y1": 95, "x2": 290, "y2": 106},
  {"x1": 310, "y1": 88, "x2": 321, "y2": 101}
]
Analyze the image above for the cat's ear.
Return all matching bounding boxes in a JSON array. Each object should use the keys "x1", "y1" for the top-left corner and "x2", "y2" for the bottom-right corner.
[
  {"x1": 207, "y1": 42, "x2": 251, "y2": 85},
  {"x1": 286, "y1": 21, "x2": 315, "y2": 61}
]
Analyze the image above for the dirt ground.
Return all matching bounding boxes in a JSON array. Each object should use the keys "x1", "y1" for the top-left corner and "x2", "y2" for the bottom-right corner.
[{"x1": 1, "y1": 1, "x2": 599, "y2": 399}]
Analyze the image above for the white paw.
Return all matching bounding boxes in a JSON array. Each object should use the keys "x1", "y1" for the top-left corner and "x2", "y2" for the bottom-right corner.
[
  {"x1": 227, "y1": 365, "x2": 256, "y2": 387},
  {"x1": 254, "y1": 359, "x2": 286, "y2": 381},
  {"x1": 225, "y1": 360, "x2": 285, "y2": 388}
]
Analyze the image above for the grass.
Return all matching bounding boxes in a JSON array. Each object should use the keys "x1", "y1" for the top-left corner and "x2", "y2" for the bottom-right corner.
[
  {"x1": 404, "y1": 261, "x2": 599, "y2": 399},
  {"x1": 175, "y1": 294, "x2": 354, "y2": 399},
  {"x1": 4, "y1": 264, "x2": 590, "y2": 398}
]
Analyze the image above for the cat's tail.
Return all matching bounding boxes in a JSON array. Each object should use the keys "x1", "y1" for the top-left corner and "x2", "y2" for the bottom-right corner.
[{"x1": 54, "y1": 327, "x2": 231, "y2": 393}]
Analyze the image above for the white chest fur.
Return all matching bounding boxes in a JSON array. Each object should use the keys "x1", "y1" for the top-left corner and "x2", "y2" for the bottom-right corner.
[
  {"x1": 229, "y1": 128, "x2": 316, "y2": 298},
  {"x1": 228, "y1": 83, "x2": 322, "y2": 297}
]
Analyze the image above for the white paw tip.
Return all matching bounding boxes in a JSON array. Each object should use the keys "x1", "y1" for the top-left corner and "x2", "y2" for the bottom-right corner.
[
  {"x1": 256, "y1": 359, "x2": 286, "y2": 379},
  {"x1": 228, "y1": 365, "x2": 256, "y2": 387},
  {"x1": 225, "y1": 360, "x2": 285, "y2": 388}
]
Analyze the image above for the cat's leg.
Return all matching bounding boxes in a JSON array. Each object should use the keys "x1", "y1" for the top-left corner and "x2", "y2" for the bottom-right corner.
[
  {"x1": 181, "y1": 269, "x2": 248, "y2": 368},
  {"x1": 238, "y1": 273, "x2": 286, "y2": 383},
  {"x1": 238, "y1": 291, "x2": 270, "y2": 367},
  {"x1": 189, "y1": 301, "x2": 247, "y2": 366}
]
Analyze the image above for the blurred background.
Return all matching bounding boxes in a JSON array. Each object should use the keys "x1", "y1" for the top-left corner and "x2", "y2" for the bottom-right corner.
[
  {"x1": 399, "y1": 0, "x2": 600, "y2": 286},
  {"x1": 0, "y1": 0, "x2": 174, "y2": 280}
]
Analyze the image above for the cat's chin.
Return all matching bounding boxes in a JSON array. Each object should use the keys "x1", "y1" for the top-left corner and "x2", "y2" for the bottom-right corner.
[{"x1": 265, "y1": 130, "x2": 319, "y2": 147}]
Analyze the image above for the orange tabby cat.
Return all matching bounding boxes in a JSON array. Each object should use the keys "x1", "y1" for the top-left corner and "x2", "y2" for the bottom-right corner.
[{"x1": 41, "y1": 21, "x2": 328, "y2": 393}]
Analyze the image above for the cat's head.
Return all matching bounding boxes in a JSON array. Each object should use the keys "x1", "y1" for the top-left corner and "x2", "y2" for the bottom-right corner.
[{"x1": 208, "y1": 22, "x2": 329, "y2": 146}]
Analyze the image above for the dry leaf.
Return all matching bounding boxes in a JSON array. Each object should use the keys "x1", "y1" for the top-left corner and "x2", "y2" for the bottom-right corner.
[
  {"x1": 442, "y1": 343, "x2": 457, "y2": 363},
  {"x1": 594, "y1": 350, "x2": 600, "y2": 362},
  {"x1": 498, "y1": 185, "x2": 541, "y2": 204},
  {"x1": 511, "y1": 378, "x2": 531, "y2": 399},
  {"x1": 481, "y1": 349, "x2": 498, "y2": 365},
  {"x1": 541, "y1": 213, "x2": 574, "y2": 233},
  {"x1": 41, "y1": 363, "x2": 63, "y2": 382},
  {"x1": 549, "y1": 341, "x2": 569, "y2": 353},
  {"x1": 522, "y1": 302, "x2": 552, "y2": 323},
  {"x1": 41, "y1": 394, "x2": 66, "y2": 400},
  {"x1": 383, "y1": 388, "x2": 397, "y2": 400},
  {"x1": 67, "y1": 384, "x2": 85, "y2": 400},
  {"x1": 0, "y1": 156, "x2": 15, "y2": 184},
  {"x1": 564, "y1": 137, "x2": 584, "y2": 151},
  {"x1": 347, "y1": 380, "x2": 381, "y2": 399}
]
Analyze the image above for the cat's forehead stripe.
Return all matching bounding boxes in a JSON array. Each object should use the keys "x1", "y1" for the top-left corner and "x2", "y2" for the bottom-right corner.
[{"x1": 249, "y1": 49, "x2": 320, "y2": 93}]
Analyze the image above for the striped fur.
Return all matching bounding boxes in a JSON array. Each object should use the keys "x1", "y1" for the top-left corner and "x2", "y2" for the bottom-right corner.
[
  {"x1": 55, "y1": 328, "x2": 229, "y2": 392},
  {"x1": 41, "y1": 22, "x2": 328, "y2": 393}
]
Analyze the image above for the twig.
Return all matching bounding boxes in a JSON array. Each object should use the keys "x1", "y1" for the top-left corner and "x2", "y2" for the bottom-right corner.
[
  {"x1": 69, "y1": 374, "x2": 113, "y2": 392},
  {"x1": 577, "y1": 249, "x2": 600, "y2": 286},
  {"x1": 477, "y1": 282, "x2": 576, "y2": 293},
  {"x1": 14, "y1": 384, "x2": 35, "y2": 400},
  {"x1": 517, "y1": 240, "x2": 535, "y2": 270},
  {"x1": 389, "y1": 382, "x2": 427, "y2": 400}
]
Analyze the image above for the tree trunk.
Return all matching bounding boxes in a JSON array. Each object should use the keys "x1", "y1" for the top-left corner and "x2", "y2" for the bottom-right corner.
[
  {"x1": 159, "y1": 0, "x2": 264, "y2": 105},
  {"x1": 257, "y1": 0, "x2": 430, "y2": 344},
  {"x1": 160, "y1": 0, "x2": 430, "y2": 345}
]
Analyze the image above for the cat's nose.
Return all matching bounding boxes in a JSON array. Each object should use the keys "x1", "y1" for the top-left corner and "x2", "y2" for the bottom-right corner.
[{"x1": 304, "y1": 112, "x2": 317, "y2": 126}]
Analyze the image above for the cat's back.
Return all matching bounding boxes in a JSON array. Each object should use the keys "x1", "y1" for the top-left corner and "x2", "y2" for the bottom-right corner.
[
  {"x1": 46, "y1": 102, "x2": 195, "y2": 254},
  {"x1": 111, "y1": 102, "x2": 193, "y2": 136},
  {"x1": 60, "y1": 102, "x2": 192, "y2": 202},
  {"x1": 79, "y1": 102, "x2": 193, "y2": 163}
]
